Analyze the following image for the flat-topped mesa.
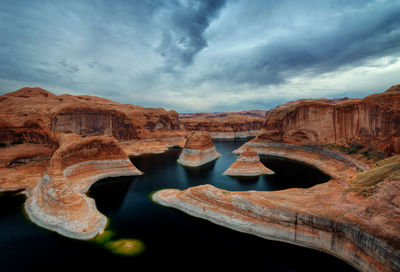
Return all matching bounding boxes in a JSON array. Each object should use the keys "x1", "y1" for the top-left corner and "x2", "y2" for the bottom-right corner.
[
  {"x1": 223, "y1": 149, "x2": 274, "y2": 176},
  {"x1": 179, "y1": 111, "x2": 268, "y2": 140},
  {"x1": 24, "y1": 134, "x2": 142, "y2": 240},
  {"x1": 177, "y1": 131, "x2": 221, "y2": 167}
]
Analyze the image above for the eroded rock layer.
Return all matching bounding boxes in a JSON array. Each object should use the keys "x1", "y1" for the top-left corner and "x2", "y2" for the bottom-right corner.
[
  {"x1": 177, "y1": 131, "x2": 221, "y2": 167},
  {"x1": 260, "y1": 85, "x2": 400, "y2": 154},
  {"x1": 223, "y1": 149, "x2": 274, "y2": 176}
]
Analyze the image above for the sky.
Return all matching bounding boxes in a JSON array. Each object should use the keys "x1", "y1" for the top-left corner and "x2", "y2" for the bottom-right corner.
[{"x1": 0, "y1": 0, "x2": 399, "y2": 112}]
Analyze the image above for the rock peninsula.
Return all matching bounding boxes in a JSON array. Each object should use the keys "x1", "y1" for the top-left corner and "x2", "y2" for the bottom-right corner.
[{"x1": 25, "y1": 134, "x2": 142, "y2": 239}]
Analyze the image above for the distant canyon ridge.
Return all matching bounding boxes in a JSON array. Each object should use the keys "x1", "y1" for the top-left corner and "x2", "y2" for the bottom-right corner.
[{"x1": 2, "y1": 85, "x2": 399, "y2": 155}]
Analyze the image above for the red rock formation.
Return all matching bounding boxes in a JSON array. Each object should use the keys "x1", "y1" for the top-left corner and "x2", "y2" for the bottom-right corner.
[
  {"x1": 260, "y1": 85, "x2": 400, "y2": 154},
  {"x1": 180, "y1": 111, "x2": 267, "y2": 139},
  {"x1": 223, "y1": 149, "x2": 274, "y2": 176},
  {"x1": 177, "y1": 131, "x2": 221, "y2": 167}
]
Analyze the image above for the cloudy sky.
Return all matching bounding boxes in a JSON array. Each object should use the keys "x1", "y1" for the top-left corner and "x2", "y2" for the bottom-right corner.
[{"x1": 0, "y1": 0, "x2": 399, "y2": 112}]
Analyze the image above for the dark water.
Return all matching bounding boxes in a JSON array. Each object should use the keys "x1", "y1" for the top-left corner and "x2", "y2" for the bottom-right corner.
[{"x1": 0, "y1": 141, "x2": 356, "y2": 271}]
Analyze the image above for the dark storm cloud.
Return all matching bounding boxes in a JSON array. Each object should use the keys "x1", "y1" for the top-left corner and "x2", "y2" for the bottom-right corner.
[{"x1": 156, "y1": 0, "x2": 227, "y2": 70}]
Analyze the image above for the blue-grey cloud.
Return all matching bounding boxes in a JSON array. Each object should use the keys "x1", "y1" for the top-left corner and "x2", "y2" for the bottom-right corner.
[
  {"x1": 201, "y1": 0, "x2": 400, "y2": 86},
  {"x1": 0, "y1": 0, "x2": 399, "y2": 112}
]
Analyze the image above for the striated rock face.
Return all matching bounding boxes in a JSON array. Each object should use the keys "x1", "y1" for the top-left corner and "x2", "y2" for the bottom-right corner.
[
  {"x1": 260, "y1": 85, "x2": 400, "y2": 154},
  {"x1": 180, "y1": 111, "x2": 267, "y2": 139},
  {"x1": 154, "y1": 153, "x2": 400, "y2": 272},
  {"x1": 23, "y1": 134, "x2": 142, "y2": 239},
  {"x1": 177, "y1": 131, "x2": 221, "y2": 167},
  {"x1": 223, "y1": 149, "x2": 274, "y2": 176}
]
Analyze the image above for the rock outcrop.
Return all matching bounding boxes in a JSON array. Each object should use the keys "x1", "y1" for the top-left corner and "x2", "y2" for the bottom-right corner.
[
  {"x1": 180, "y1": 111, "x2": 267, "y2": 139},
  {"x1": 223, "y1": 149, "x2": 274, "y2": 176},
  {"x1": 177, "y1": 131, "x2": 221, "y2": 167},
  {"x1": 260, "y1": 84, "x2": 400, "y2": 154}
]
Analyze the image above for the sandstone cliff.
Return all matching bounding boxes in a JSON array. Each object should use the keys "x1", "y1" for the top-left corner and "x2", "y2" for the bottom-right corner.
[
  {"x1": 260, "y1": 85, "x2": 400, "y2": 154},
  {"x1": 177, "y1": 131, "x2": 221, "y2": 167}
]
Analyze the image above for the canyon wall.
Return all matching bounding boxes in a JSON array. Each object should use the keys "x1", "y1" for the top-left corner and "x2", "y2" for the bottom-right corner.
[{"x1": 260, "y1": 85, "x2": 400, "y2": 154}]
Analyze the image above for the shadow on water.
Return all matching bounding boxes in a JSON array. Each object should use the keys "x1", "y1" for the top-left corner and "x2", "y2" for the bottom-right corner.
[
  {"x1": 0, "y1": 190, "x2": 26, "y2": 216},
  {"x1": 260, "y1": 155, "x2": 331, "y2": 190},
  {"x1": 229, "y1": 175, "x2": 260, "y2": 183},
  {"x1": 88, "y1": 176, "x2": 137, "y2": 213}
]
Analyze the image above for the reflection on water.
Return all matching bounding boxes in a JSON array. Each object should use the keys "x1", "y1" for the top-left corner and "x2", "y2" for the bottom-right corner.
[
  {"x1": 181, "y1": 160, "x2": 216, "y2": 178},
  {"x1": 0, "y1": 141, "x2": 355, "y2": 271}
]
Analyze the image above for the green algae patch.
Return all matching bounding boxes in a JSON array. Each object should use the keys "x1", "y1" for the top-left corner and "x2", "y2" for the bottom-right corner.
[
  {"x1": 92, "y1": 231, "x2": 145, "y2": 257},
  {"x1": 104, "y1": 239, "x2": 145, "y2": 256}
]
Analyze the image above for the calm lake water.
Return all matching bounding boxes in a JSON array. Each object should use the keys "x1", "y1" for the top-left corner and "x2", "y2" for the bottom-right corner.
[{"x1": 0, "y1": 141, "x2": 356, "y2": 271}]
